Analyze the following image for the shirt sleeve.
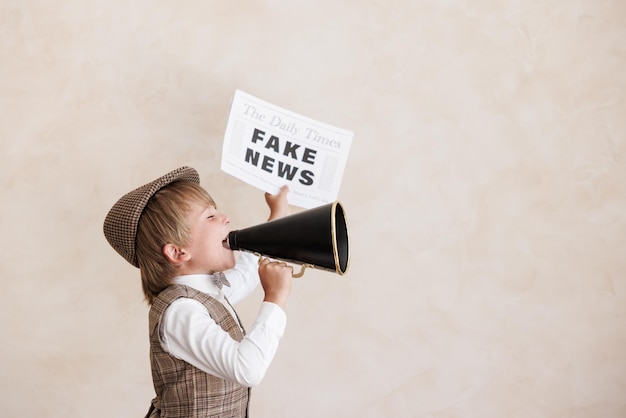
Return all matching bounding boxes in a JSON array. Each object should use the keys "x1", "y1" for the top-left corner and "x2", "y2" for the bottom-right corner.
[
  {"x1": 161, "y1": 298, "x2": 286, "y2": 387},
  {"x1": 223, "y1": 252, "x2": 260, "y2": 305}
]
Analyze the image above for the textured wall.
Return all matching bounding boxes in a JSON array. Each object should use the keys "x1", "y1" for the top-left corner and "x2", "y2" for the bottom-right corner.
[{"x1": 1, "y1": 1, "x2": 625, "y2": 417}]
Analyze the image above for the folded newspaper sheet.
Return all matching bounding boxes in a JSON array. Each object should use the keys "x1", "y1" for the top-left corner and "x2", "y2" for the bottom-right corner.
[{"x1": 221, "y1": 90, "x2": 353, "y2": 209}]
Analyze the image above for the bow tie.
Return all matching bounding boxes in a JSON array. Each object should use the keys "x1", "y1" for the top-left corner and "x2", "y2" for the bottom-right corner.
[{"x1": 212, "y1": 271, "x2": 231, "y2": 290}]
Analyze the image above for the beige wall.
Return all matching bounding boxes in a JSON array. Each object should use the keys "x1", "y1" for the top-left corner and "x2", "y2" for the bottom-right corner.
[{"x1": 2, "y1": 1, "x2": 625, "y2": 417}]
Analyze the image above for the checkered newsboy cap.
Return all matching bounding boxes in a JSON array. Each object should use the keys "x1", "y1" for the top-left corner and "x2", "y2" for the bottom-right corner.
[{"x1": 103, "y1": 166, "x2": 200, "y2": 267}]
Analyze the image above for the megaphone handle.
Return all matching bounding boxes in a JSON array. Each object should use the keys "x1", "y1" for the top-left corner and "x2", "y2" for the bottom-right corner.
[
  {"x1": 254, "y1": 252, "x2": 309, "y2": 278},
  {"x1": 292, "y1": 264, "x2": 307, "y2": 278}
]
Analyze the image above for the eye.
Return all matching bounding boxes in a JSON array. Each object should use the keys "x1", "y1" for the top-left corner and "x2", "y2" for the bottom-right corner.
[{"x1": 204, "y1": 205, "x2": 218, "y2": 219}]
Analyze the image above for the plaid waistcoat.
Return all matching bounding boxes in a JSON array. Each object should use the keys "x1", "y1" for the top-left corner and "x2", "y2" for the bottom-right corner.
[{"x1": 148, "y1": 284, "x2": 249, "y2": 418}]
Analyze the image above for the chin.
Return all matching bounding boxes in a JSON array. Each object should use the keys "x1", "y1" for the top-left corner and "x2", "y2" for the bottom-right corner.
[{"x1": 225, "y1": 254, "x2": 237, "y2": 269}]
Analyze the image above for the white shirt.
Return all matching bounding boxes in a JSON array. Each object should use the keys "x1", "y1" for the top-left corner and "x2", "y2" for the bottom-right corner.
[{"x1": 159, "y1": 252, "x2": 287, "y2": 387}]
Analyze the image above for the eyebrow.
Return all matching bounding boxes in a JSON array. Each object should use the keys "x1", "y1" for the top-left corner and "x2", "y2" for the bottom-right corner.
[{"x1": 200, "y1": 206, "x2": 216, "y2": 216}]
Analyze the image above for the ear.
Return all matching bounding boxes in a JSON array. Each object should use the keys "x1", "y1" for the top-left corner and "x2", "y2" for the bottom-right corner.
[{"x1": 162, "y1": 243, "x2": 190, "y2": 265}]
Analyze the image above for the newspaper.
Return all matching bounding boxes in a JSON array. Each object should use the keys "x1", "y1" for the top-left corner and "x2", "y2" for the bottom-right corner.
[{"x1": 221, "y1": 90, "x2": 353, "y2": 209}]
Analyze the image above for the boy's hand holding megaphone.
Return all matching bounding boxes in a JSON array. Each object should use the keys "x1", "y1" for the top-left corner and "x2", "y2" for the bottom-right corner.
[{"x1": 259, "y1": 256, "x2": 293, "y2": 309}]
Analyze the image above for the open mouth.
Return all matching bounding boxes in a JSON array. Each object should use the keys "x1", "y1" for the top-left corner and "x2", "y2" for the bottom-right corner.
[{"x1": 222, "y1": 235, "x2": 230, "y2": 249}]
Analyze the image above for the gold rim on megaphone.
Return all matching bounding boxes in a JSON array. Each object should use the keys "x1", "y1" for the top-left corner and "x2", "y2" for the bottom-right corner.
[{"x1": 225, "y1": 201, "x2": 350, "y2": 278}]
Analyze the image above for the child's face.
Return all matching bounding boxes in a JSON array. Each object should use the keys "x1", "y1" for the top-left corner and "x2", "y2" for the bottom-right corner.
[{"x1": 181, "y1": 202, "x2": 236, "y2": 274}]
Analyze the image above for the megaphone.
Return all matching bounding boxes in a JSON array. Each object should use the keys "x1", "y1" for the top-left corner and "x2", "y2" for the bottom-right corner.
[{"x1": 225, "y1": 201, "x2": 349, "y2": 277}]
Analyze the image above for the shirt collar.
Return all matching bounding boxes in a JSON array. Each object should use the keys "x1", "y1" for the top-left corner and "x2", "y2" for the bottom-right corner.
[{"x1": 173, "y1": 273, "x2": 222, "y2": 296}]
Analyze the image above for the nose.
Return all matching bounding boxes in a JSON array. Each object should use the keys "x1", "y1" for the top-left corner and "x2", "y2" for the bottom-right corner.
[{"x1": 220, "y1": 213, "x2": 230, "y2": 225}]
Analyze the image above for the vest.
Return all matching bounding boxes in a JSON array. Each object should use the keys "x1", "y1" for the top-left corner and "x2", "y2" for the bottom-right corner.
[{"x1": 147, "y1": 285, "x2": 249, "y2": 418}]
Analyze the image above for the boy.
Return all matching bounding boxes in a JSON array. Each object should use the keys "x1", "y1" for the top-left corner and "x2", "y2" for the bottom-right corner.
[{"x1": 103, "y1": 166, "x2": 294, "y2": 417}]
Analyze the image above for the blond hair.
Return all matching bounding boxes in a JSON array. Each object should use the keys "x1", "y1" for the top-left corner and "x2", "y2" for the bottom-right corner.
[{"x1": 136, "y1": 181, "x2": 215, "y2": 304}]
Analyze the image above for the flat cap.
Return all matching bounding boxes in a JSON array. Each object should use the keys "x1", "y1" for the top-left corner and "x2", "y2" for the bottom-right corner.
[{"x1": 103, "y1": 166, "x2": 200, "y2": 267}]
